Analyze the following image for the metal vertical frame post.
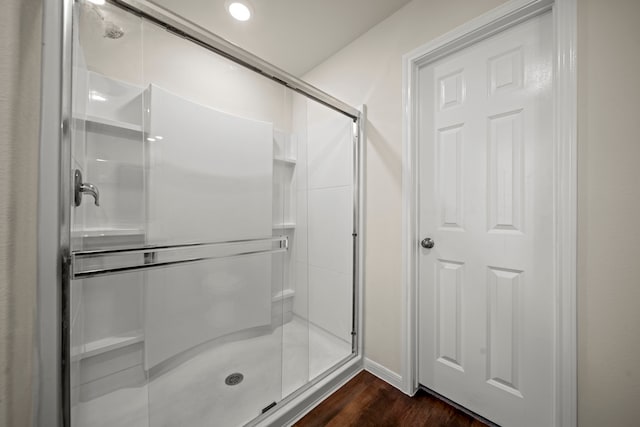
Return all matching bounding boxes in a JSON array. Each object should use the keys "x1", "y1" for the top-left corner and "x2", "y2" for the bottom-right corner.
[
  {"x1": 37, "y1": 0, "x2": 74, "y2": 425},
  {"x1": 351, "y1": 117, "x2": 359, "y2": 354},
  {"x1": 351, "y1": 106, "x2": 366, "y2": 356},
  {"x1": 59, "y1": 0, "x2": 74, "y2": 425}
]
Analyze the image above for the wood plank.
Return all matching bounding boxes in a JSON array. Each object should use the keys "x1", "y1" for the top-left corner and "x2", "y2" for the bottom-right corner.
[{"x1": 295, "y1": 371, "x2": 487, "y2": 427}]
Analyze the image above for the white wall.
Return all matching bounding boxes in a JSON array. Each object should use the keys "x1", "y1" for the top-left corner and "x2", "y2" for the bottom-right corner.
[
  {"x1": 577, "y1": 0, "x2": 640, "y2": 425},
  {"x1": 0, "y1": 0, "x2": 41, "y2": 424},
  {"x1": 306, "y1": 0, "x2": 640, "y2": 424},
  {"x1": 304, "y1": 0, "x2": 507, "y2": 375}
]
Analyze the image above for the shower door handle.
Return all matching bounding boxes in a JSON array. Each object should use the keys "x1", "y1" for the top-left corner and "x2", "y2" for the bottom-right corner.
[{"x1": 74, "y1": 169, "x2": 100, "y2": 207}]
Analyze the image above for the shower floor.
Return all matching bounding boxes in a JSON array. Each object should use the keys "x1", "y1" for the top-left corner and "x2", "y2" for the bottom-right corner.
[{"x1": 74, "y1": 317, "x2": 351, "y2": 427}]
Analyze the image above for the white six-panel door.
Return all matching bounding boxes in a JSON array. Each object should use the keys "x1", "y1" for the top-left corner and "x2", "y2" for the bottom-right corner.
[{"x1": 418, "y1": 12, "x2": 554, "y2": 426}]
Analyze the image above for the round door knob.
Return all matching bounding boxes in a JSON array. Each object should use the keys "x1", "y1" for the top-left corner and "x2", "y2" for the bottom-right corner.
[{"x1": 421, "y1": 237, "x2": 435, "y2": 249}]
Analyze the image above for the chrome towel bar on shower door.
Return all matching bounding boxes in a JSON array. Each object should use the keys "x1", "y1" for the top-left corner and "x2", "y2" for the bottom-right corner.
[{"x1": 70, "y1": 236, "x2": 288, "y2": 279}]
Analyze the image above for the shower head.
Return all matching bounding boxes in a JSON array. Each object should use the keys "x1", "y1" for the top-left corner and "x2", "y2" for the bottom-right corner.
[
  {"x1": 103, "y1": 21, "x2": 125, "y2": 39},
  {"x1": 83, "y1": 1, "x2": 125, "y2": 39}
]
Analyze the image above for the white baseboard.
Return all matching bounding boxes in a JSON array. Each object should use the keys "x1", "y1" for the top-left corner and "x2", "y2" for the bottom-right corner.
[{"x1": 364, "y1": 358, "x2": 405, "y2": 392}]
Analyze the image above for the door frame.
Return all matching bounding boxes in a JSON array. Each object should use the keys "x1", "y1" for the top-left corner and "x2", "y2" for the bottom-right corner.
[{"x1": 401, "y1": 0, "x2": 577, "y2": 425}]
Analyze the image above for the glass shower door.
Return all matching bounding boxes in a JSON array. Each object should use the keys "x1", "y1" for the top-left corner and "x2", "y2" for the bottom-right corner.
[
  {"x1": 67, "y1": 0, "x2": 360, "y2": 425},
  {"x1": 69, "y1": 2, "x2": 289, "y2": 426}
]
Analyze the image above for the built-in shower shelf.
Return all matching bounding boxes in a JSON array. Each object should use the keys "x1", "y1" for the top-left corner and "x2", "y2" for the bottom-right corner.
[
  {"x1": 73, "y1": 330, "x2": 144, "y2": 361},
  {"x1": 272, "y1": 222, "x2": 296, "y2": 229},
  {"x1": 76, "y1": 114, "x2": 144, "y2": 133},
  {"x1": 274, "y1": 156, "x2": 297, "y2": 165},
  {"x1": 272, "y1": 288, "x2": 295, "y2": 303}
]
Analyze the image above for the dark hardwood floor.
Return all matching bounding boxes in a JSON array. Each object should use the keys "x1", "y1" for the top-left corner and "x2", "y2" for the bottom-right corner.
[{"x1": 295, "y1": 371, "x2": 487, "y2": 427}]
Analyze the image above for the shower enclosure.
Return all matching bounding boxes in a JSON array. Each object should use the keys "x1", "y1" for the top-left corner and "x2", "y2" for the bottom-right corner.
[{"x1": 57, "y1": 1, "x2": 362, "y2": 426}]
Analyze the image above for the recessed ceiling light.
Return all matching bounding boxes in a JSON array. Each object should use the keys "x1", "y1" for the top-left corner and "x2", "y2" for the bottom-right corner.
[
  {"x1": 227, "y1": 1, "x2": 252, "y2": 21},
  {"x1": 87, "y1": 0, "x2": 106, "y2": 5}
]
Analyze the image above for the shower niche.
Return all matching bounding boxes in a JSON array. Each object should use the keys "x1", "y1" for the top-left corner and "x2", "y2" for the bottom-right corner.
[{"x1": 68, "y1": 2, "x2": 357, "y2": 426}]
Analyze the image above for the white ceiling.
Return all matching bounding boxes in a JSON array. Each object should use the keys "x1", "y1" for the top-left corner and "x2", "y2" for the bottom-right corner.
[{"x1": 150, "y1": 0, "x2": 412, "y2": 76}]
